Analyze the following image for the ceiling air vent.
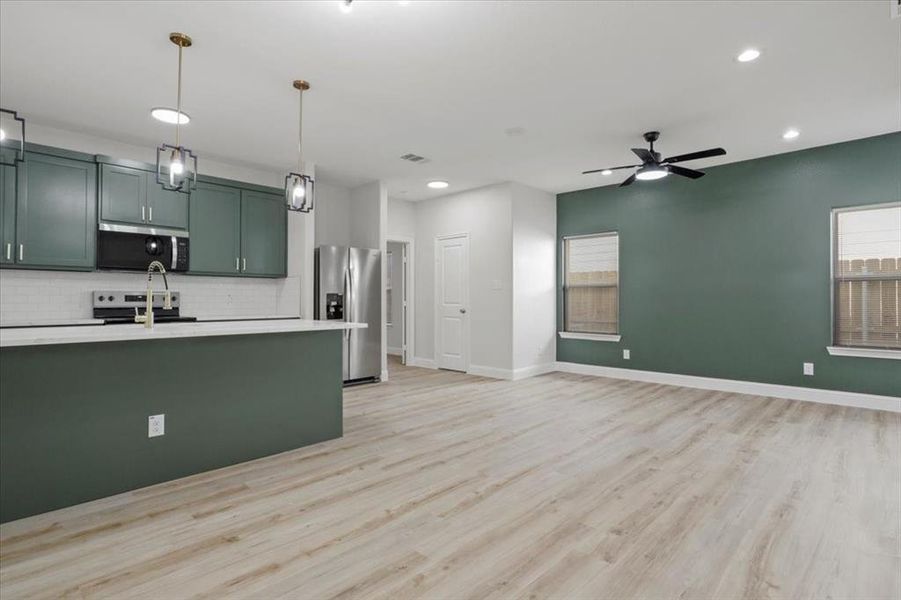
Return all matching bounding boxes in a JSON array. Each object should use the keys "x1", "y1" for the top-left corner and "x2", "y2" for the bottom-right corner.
[{"x1": 400, "y1": 153, "x2": 429, "y2": 164}]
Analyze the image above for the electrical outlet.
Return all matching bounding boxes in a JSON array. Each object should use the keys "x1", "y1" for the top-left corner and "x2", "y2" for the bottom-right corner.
[
  {"x1": 803, "y1": 362, "x2": 814, "y2": 376},
  {"x1": 623, "y1": 349, "x2": 631, "y2": 360},
  {"x1": 148, "y1": 414, "x2": 165, "y2": 437}
]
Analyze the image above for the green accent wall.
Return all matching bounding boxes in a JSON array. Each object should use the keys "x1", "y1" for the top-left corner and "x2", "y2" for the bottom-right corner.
[
  {"x1": 557, "y1": 132, "x2": 901, "y2": 398},
  {"x1": 0, "y1": 330, "x2": 343, "y2": 523}
]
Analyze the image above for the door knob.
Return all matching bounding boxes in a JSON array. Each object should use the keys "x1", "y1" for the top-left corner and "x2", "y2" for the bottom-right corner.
[{"x1": 459, "y1": 308, "x2": 466, "y2": 314}]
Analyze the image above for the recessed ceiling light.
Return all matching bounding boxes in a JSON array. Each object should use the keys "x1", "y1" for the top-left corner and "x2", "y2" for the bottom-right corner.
[
  {"x1": 427, "y1": 180, "x2": 449, "y2": 189},
  {"x1": 737, "y1": 48, "x2": 760, "y2": 63},
  {"x1": 151, "y1": 107, "x2": 190, "y2": 125},
  {"x1": 782, "y1": 128, "x2": 800, "y2": 140},
  {"x1": 601, "y1": 169, "x2": 613, "y2": 176}
]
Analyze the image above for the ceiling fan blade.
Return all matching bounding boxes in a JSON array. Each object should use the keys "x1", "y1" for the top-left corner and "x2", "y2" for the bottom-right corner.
[
  {"x1": 667, "y1": 165, "x2": 705, "y2": 179},
  {"x1": 631, "y1": 148, "x2": 655, "y2": 163},
  {"x1": 582, "y1": 164, "x2": 639, "y2": 175},
  {"x1": 619, "y1": 173, "x2": 637, "y2": 187},
  {"x1": 663, "y1": 147, "x2": 726, "y2": 163}
]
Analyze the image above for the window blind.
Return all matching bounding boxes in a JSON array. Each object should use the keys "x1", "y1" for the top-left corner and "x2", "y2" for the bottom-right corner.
[
  {"x1": 564, "y1": 233, "x2": 619, "y2": 334},
  {"x1": 833, "y1": 204, "x2": 901, "y2": 349}
]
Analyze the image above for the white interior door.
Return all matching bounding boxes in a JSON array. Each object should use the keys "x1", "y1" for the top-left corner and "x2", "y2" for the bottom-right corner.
[{"x1": 436, "y1": 234, "x2": 469, "y2": 371}]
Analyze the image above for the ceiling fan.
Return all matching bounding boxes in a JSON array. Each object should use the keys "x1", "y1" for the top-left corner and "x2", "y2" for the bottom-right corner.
[{"x1": 583, "y1": 131, "x2": 726, "y2": 187}]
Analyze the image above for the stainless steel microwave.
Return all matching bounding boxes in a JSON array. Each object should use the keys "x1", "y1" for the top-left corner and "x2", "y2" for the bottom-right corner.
[{"x1": 97, "y1": 224, "x2": 189, "y2": 272}]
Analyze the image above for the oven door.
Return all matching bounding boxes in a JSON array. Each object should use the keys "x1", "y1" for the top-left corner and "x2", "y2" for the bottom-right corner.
[{"x1": 97, "y1": 224, "x2": 189, "y2": 272}]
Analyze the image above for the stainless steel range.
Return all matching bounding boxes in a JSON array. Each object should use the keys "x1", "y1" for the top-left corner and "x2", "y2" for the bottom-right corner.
[{"x1": 93, "y1": 291, "x2": 196, "y2": 325}]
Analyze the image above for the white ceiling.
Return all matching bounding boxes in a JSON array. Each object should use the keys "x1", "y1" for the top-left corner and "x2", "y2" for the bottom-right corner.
[{"x1": 1, "y1": 1, "x2": 899, "y2": 201}]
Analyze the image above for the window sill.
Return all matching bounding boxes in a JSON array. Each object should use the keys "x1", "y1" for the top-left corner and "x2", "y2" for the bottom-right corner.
[
  {"x1": 826, "y1": 346, "x2": 901, "y2": 360},
  {"x1": 558, "y1": 332, "x2": 621, "y2": 342}
]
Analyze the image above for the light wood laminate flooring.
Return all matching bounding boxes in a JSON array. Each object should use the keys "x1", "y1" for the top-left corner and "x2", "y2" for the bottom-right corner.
[{"x1": 1, "y1": 357, "x2": 899, "y2": 599}]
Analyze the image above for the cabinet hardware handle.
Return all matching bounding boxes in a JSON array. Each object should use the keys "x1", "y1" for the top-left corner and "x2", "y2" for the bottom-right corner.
[
  {"x1": 5, "y1": 243, "x2": 10, "y2": 261},
  {"x1": 149, "y1": 206, "x2": 153, "y2": 222},
  {"x1": 142, "y1": 206, "x2": 146, "y2": 221},
  {"x1": 236, "y1": 257, "x2": 240, "y2": 272},
  {"x1": 242, "y1": 257, "x2": 247, "y2": 272},
  {"x1": 19, "y1": 244, "x2": 24, "y2": 261}
]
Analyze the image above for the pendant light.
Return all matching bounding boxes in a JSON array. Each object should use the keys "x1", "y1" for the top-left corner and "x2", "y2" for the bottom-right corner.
[
  {"x1": 155, "y1": 32, "x2": 197, "y2": 193},
  {"x1": 285, "y1": 80, "x2": 314, "y2": 213},
  {"x1": 0, "y1": 108, "x2": 26, "y2": 167}
]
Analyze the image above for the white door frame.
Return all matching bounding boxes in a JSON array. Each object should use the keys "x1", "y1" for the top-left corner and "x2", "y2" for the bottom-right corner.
[
  {"x1": 387, "y1": 236, "x2": 415, "y2": 365},
  {"x1": 434, "y1": 232, "x2": 470, "y2": 372}
]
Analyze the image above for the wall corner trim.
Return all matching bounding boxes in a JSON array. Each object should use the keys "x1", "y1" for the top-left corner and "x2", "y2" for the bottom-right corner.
[
  {"x1": 553, "y1": 362, "x2": 900, "y2": 413},
  {"x1": 512, "y1": 363, "x2": 558, "y2": 381},
  {"x1": 467, "y1": 364, "x2": 514, "y2": 380}
]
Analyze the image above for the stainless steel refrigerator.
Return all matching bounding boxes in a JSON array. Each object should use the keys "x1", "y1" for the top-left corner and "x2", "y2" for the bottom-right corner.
[{"x1": 315, "y1": 245, "x2": 382, "y2": 384}]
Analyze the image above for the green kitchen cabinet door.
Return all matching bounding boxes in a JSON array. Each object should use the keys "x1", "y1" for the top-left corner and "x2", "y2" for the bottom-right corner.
[
  {"x1": 0, "y1": 164, "x2": 16, "y2": 264},
  {"x1": 147, "y1": 179, "x2": 189, "y2": 230},
  {"x1": 189, "y1": 182, "x2": 241, "y2": 275},
  {"x1": 99, "y1": 164, "x2": 146, "y2": 225},
  {"x1": 15, "y1": 153, "x2": 97, "y2": 269},
  {"x1": 240, "y1": 190, "x2": 287, "y2": 277}
]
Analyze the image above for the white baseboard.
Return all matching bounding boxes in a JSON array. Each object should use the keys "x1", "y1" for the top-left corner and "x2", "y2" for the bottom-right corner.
[
  {"x1": 380, "y1": 369, "x2": 389, "y2": 382},
  {"x1": 387, "y1": 347, "x2": 403, "y2": 356},
  {"x1": 467, "y1": 364, "x2": 514, "y2": 380},
  {"x1": 512, "y1": 363, "x2": 558, "y2": 381},
  {"x1": 409, "y1": 357, "x2": 437, "y2": 369},
  {"x1": 554, "y1": 362, "x2": 900, "y2": 413}
]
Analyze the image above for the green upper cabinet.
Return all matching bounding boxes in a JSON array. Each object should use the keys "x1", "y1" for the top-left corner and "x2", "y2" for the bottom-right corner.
[
  {"x1": 189, "y1": 183, "x2": 286, "y2": 278},
  {"x1": 0, "y1": 164, "x2": 16, "y2": 264},
  {"x1": 241, "y1": 190, "x2": 287, "y2": 277},
  {"x1": 99, "y1": 163, "x2": 188, "y2": 230},
  {"x1": 100, "y1": 164, "x2": 145, "y2": 224},
  {"x1": 147, "y1": 179, "x2": 189, "y2": 229},
  {"x1": 15, "y1": 153, "x2": 97, "y2": 270},
  {"x1": 189, "y1": 181, "x2": 241, "y2": 275}
]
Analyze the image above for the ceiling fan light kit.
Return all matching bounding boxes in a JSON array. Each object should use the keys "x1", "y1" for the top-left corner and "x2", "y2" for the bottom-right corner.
[{"x1": 583, "y1": 131, "x2": 726, "y2": 187}]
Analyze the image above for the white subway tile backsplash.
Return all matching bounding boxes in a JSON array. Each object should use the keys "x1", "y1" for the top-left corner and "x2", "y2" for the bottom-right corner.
[{"x1": 0, "y1": 269, "x2": 301, "y2": 324}]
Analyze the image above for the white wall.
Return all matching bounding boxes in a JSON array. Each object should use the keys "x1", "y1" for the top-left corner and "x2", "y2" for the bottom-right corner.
[
  {"x1": 511, "y1": 182, "x2": 557, "y2": 372},
  {"x1": 0, "y1": 122, "x2": 316, "y2": 324},
  {"x1": 414, "y1": 183, "x2": 514, "y2": 372},
  {"x1": 387, "y1": 198, "x2": 416, "y2": 240},
  {"x1": 385, "y1": 182, "x2": 557, "y2": 379},
  {"x1": 314, "y1": 182, "x2": 352, "y2": 247}
]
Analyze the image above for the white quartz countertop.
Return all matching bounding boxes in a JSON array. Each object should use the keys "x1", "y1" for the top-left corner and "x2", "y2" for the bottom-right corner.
[
  {"x1": 0, "y1": 318, "x2": 104, "y2": 328},
  {"x1": 0, "y1": 319, "x2": 366, "y2": 348}
]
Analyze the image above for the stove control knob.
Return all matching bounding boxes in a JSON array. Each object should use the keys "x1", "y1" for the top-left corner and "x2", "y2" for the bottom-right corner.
[
  {"x1": 98, "y1": 295, "x2": 105, "y2": 302},
  {"x1": 108, "y1": 295, "x2": 115, "y2": 302},
  {"x1": 171, "y1": 295, "x2": 177, "y2": 302}
]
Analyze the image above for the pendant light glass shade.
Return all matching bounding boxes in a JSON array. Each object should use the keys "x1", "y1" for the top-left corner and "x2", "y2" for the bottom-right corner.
[
  {"x1": 286, "y1": 172, "x2": 314, "y2": 212},
  {"x1": 286, "y1": 80, "x2": 314, "y2": 213},
  {"x1": 0, "y1": 108, "x2": 26, "y2": 167},
  {"x1": 155, "y1": 32, "x2": 197, "y2": 193}
]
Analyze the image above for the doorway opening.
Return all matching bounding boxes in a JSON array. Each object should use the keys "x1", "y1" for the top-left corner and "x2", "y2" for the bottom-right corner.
[{"x1": 386, "y1": 237, "x2": 414, "y2": 368}]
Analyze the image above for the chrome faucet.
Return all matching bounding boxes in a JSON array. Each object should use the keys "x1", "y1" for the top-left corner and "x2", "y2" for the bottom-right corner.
[{"x1": 134, "y1": 260, "x2": 172, "y2": 329}]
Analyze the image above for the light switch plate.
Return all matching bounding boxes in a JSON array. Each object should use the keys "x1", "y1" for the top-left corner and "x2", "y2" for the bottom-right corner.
[
  {"x1": 148, "y1": 414, "x2": 165, "y2": 437},
  {"x1": 803, "y1": 362, "x2": 814, "y2": 376},
  {"x1": 623, "y1": 349, "x2": 631, "y2": 360}
]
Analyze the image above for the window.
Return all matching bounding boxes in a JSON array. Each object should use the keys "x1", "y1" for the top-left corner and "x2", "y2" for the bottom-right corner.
[
  {"x1": 832, "y1": 203, "x2": 901, "y2": 350},
  {"x1": 563, "y1": 232, "x2": 619, "y2": 335}
]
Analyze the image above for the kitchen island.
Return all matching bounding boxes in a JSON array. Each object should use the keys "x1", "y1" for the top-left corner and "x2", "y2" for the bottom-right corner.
[{"x1": 0, "y1": 319, "x2": 365, "y2": 523}]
